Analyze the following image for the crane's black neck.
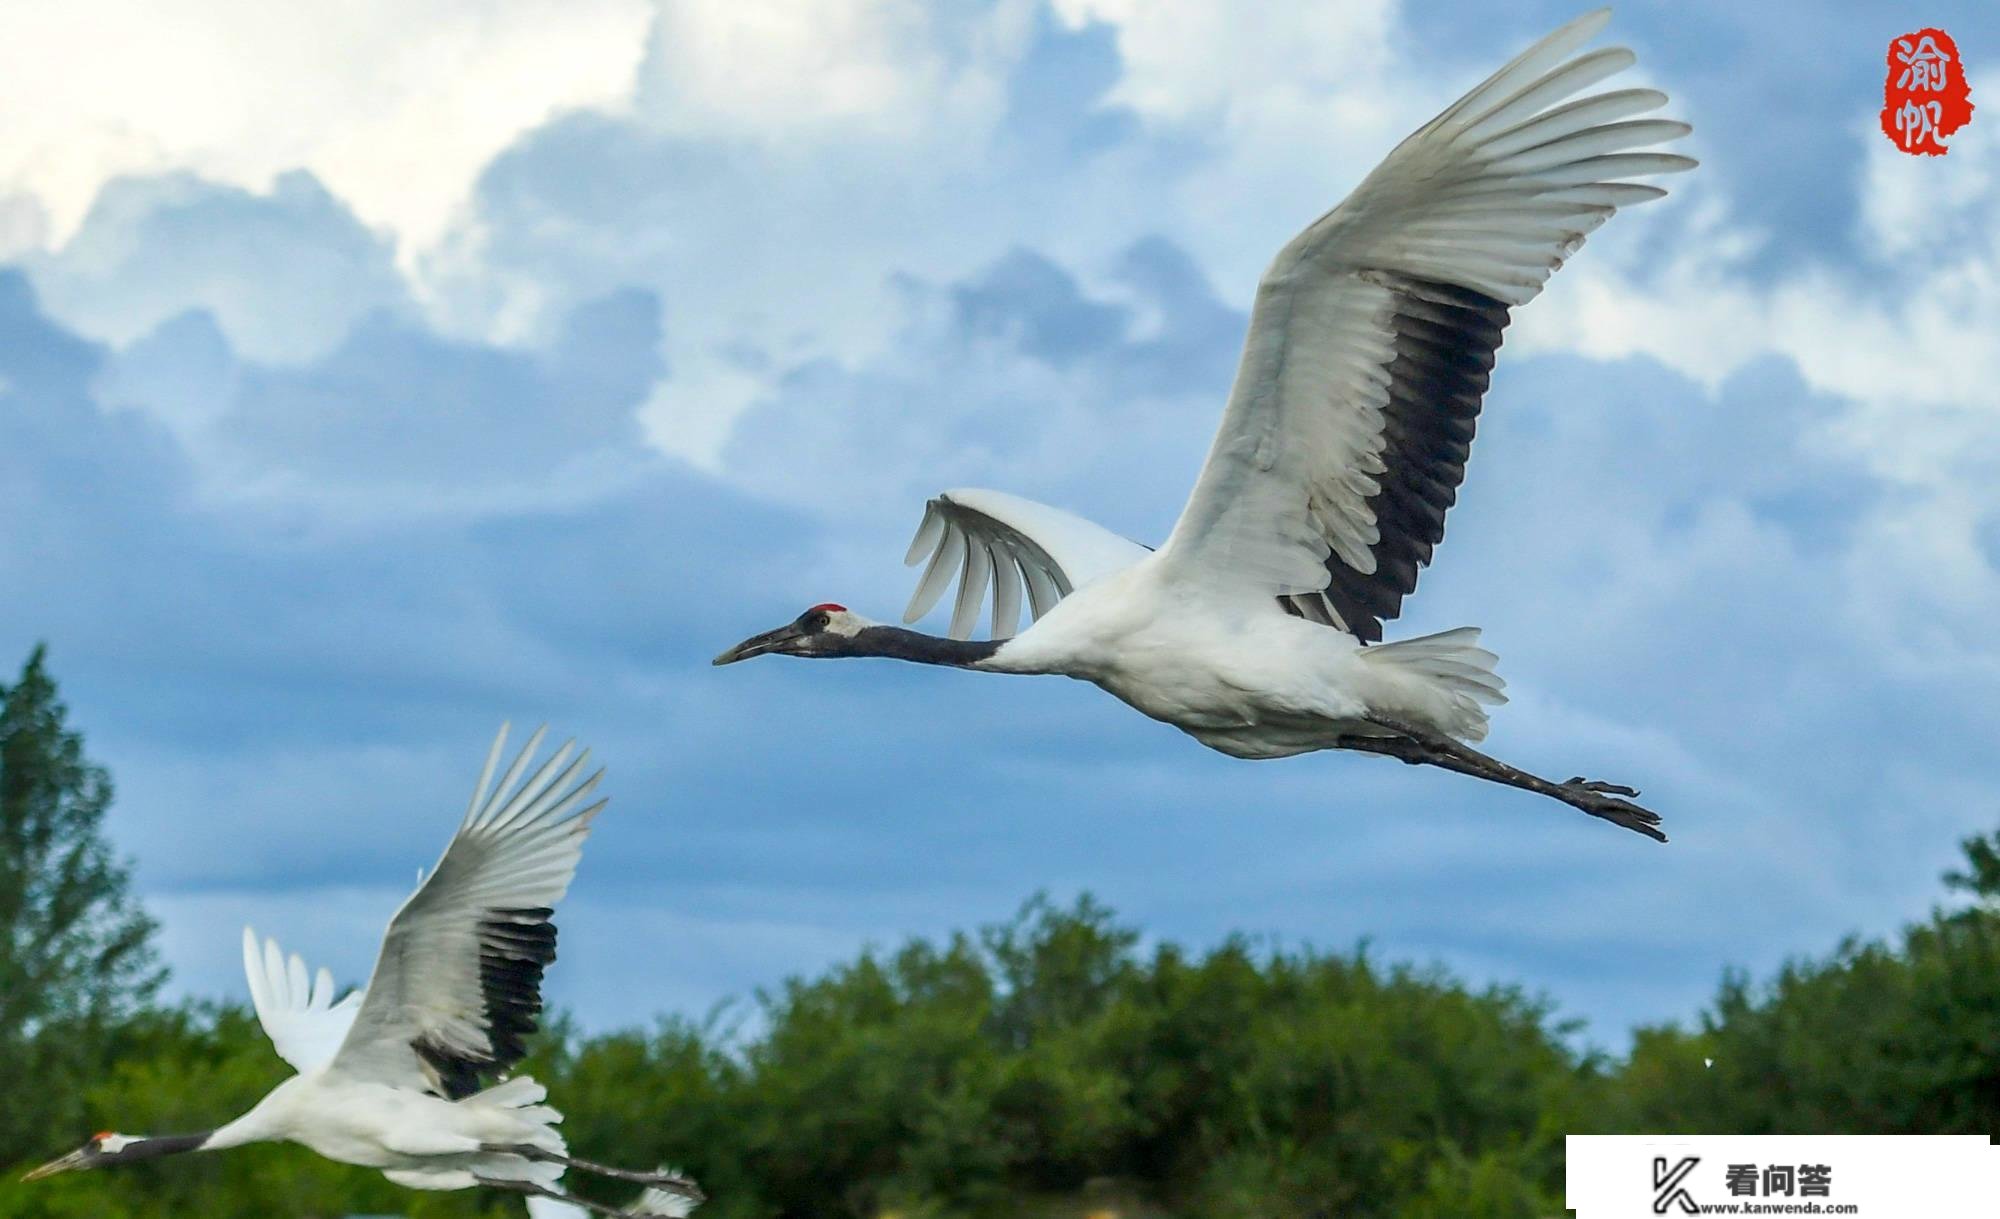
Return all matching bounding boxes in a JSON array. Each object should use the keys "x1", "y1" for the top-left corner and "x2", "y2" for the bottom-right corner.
[
  {"x1": 106, "y1": 1132, "x2": 214, "y2": 1164},
  {"x1": 844, "y1": 626, "x2": 1006, "y2": 668}
]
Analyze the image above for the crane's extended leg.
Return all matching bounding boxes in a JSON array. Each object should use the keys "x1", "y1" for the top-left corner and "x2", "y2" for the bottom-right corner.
[
  {"x1": 483, "y1": 1146, "x2": 706, "y2": 1202},
  {"x1": 1345, "y1": 716, "x2": 1666, "y2": 842},
  {"x1": 475, "y1": 1174, "x2": 649, "y2": 1218}
]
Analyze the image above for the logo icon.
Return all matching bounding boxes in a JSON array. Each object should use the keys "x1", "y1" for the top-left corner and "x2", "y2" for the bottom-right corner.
[
  {"x1": 1881, "y1": 28, "x2": 1974, "y2": 156},
  {"x1": 1652, "y1": 1156, "x2": 1700, "y2": 1214}
]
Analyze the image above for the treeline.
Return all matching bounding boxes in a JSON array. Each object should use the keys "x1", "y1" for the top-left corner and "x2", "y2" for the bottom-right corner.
[{"x1": 3, "y1": 648, "x2": 1999, "y2": 1219}]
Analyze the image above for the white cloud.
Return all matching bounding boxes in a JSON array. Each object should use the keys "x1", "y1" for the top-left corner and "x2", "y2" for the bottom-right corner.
[
  {"x1": 29, "y1": 170, "x2": 412, "y2": 362},
  {"x1": 416, "y1": 0, "x2": 1418, "y2": 466},
  {"x1": 1050, "y1": 0, "x2": 1394, "y2": 126},
  {"x1": 638, "y1": 0, "x2": 1034, "y2": 144},
  {"x1": 13, "y1": 1, "x2": 1995, "y2": 602},
  {"x1": 418, "y1": 0, "x2": 1057, "y2": 465},
  {"x1": 1520, "y1": 84, "x2": 2000, "y2": 407},
  {"x1": 0, "y1": 0, "x2": 652, "y2": 257},
  {"x1": 0, "y1": 191, "x2": 49, "y2": 260},
  {"x1": 1050, "y1": 0, "x2": 1407, "y2": 292},
  {"x1": 1509, "y1": 102, "x2": 2000, "y2": 662}
]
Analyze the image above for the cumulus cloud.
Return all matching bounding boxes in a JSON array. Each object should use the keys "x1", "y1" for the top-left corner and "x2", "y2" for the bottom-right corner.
[
  {"x1": 421, "y1": 8, "x2": 1164, "y2": 463},
  {"x1": 719, "y1": 238, "x2": 1236, "y2": 549},
  {"x1": 0, "y1": 0, "x2": 651, "y2": 252},
  {"x1": 1509, "y1": 96, "x2": 2000, "y2": 686},
  {"x1": 29, "y1": 171, "x2": 411, "y2": 362},
  {"x1": 88, "y1": 298, "x2": 671, "y2": 530},
  {"x1": 207, "y1": 286, "x2": 662, "y2": 512},
  {"x1": 637, "y1": 0, "x2": 1033, "y2": 143}
]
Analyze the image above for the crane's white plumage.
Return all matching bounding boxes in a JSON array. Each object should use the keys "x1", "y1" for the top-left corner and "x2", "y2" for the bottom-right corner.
[
  {"x1": 903, "y1": 488, "x2": 1152, "y2": 639},
  {"x1": 242, "y1": 929, "x2": 362, "y2": 1072},
  {"x1": 718, "y1": 10, "x2": 1688, "y2": 840},
  {"x1": 529, "y1": 1172, "x2": 703, "y2": 1218}
]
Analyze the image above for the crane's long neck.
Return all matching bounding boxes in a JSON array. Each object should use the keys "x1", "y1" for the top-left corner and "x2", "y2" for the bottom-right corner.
[
  {"x1": 129, "y1": 1132, "x2": 215, "y2": 1158},
  {"x1": 94, "y1": 1130, "x2": 219, "y2": 1168},
  {"x1": 846, "y1": 626, "x2": 1021, "y2": 670}
]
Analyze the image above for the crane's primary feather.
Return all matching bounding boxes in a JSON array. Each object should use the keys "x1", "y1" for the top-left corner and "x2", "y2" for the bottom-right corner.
[
  {"x1": 1156, "y1": 6, "x2": 1692, "y2": 640},
  {"x1": 326, "y1": 724, "x2": 604, "y2": 1099}
]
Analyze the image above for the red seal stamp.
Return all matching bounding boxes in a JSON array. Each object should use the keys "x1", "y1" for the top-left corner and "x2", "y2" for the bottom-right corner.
[{"x1": 1881, "y1": 29, "x2": 1973, "y2": 156}]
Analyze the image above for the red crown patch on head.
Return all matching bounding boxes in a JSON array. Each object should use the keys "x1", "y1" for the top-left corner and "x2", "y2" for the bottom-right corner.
[
  {"x1": 810, "y1": 603, "x2": 847, "y2": 613},
  {"x1": 92, "y1": 1131, "x2": 113, "y2": 1142}
]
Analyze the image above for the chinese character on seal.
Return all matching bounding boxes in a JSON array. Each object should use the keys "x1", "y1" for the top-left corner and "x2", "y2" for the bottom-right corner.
[{"x1": 1881, "y1": 28, "x2": 1973, "y2": 156}]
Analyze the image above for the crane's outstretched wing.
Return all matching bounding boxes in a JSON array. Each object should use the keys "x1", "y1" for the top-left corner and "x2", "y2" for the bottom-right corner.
[
  {"x1": 902, "y1": 488, "x2": 1151, "y2": 639},
  {"x1": 327, "y1": 724, "x2": 603, "y2": 1099},
  {"x1": 242, "y1": 928, "x2": 362, "y2": 1073},
  {"x1": 1158, "y1": 8, "x2": 1693, "y2": 641}
]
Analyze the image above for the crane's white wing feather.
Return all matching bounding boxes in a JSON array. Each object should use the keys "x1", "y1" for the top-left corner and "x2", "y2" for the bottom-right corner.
[
  {"x1": 241, "y1": 927, "x2": 362, "y2": 1073},
  {"x1": 632, "y1": 1178, "x2": 703, "y2": 1218},
  {"x1": 1158, "y1": 8, "x2": 1692, "y2": 640},
  {"x1": 526, "y1": 1176, "x2": 700, "y2": 1219},
  {"x1": 326, "y1": 724, "x2": 603, "y2": 1098},
  {"x1": 903, "y1": 489, "x2": 1151, "y2": 639}
]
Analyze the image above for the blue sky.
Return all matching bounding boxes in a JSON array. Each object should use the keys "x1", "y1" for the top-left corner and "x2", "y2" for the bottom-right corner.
[{"x1": 3, "y1": 0, "x2": 1998, "y2": 1049}]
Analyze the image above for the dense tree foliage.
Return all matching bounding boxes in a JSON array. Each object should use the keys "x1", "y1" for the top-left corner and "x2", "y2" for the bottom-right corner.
[
  {"x1": 550, "y1": 895, "x2": 1596, "y2": 1219},
  {"x1": 5, "y1": 647, "x2": 2000, "y2": 1218},
  {"x1": 1611, "y1": 824, "x2": 2000, "y2": 1137}
]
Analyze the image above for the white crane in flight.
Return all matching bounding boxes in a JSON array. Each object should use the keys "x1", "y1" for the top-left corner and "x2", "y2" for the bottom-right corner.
[
  {"x1": 23, "y1": 725, "x2": 705, "y2": 1217},
  {"x1": 715, "y1": 10, "x2": 1692, "y2": 841}
]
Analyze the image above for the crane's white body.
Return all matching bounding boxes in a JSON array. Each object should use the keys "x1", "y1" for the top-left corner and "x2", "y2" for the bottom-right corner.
[
  {"x1": 207, "y1": 1070, "x2": 564, "y2": 1191},
  {"x1": 985, "y1": 557, "x2": 1500, "y2": 757}
]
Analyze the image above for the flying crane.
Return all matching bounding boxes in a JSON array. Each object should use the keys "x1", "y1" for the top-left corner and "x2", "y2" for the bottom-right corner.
[
  {"x1": 23, "y1": 725, "x2": 705, "y2": 1218},
  {"x1": 715, "y1": 10, "x2": 1693, "y2": 841}
]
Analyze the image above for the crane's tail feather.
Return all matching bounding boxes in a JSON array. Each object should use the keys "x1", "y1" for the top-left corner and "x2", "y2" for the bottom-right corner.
[
  {"x1": 461, "y1": 1074, "x2": 567, "y2": 1193},
  {"x1": 1361, "y1": 627, "x2": 1507, "y2": 742}
]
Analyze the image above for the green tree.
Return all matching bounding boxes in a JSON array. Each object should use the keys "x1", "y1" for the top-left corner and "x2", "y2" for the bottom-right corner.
[
  {"x1": 1613, "y1": 824, "x2": 2000, "y2": 1135},
  {"x1": 592, "y1": 894, "x2": 1593, "y2": 1219},
  {"x1": 0, "y1": 645, "x2": 164, "y2": 1158}
]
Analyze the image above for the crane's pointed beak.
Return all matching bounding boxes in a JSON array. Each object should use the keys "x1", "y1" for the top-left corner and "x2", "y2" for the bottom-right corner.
[
  {"x1": 713, "y1": 622, "x2": 808, "y2": 666},
  {"x1": 23, "y1": 1148, "x2": 90, "y2": 1181}
]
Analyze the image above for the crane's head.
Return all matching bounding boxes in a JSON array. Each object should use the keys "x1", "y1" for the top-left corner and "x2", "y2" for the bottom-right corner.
[
  {"x1": 713, "y1": 604, "x2": 872, "y2": 665},
  {"x1": 24, "y1": 1132, "x2": 138, "y2": 1180}
]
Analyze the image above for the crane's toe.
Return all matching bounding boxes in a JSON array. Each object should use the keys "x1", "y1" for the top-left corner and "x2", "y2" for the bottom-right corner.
[
  {"x1": 1557, "y1": 780, "x2": 1666, "y2": 842},
  {"x1": 1564, "y1": 776, "x2": 1641, "y2": 798}
]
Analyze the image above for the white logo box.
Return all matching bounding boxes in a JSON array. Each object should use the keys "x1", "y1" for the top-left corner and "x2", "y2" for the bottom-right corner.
[{"x1": 1567, "y1": 1135, "x2": 2000, "y2": 1216}]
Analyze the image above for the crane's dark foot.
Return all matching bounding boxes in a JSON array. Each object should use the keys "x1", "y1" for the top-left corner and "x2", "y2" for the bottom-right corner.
[
  {"x1": 475, "y1": 1175, "x2": 635, "y2": 1218},
  {"x1": 484, "y1": 1146, "x2": 705, "y2": 1202},
  {"x1": 1345, "y1": 716, "x2": 1668, "y2": 843},
  {"x1": 1555, "y1": 780, "x2": 1665, "y2": 842},
  {"x1": 1565, "y1": 776, "x2": 1640, "y2": 798}
]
